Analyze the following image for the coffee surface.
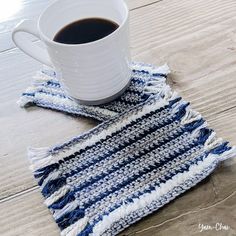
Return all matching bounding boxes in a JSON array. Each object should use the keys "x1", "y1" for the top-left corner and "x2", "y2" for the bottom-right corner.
[{"x1": 53, "y1": 18, "x2": 119, "y2": 44}]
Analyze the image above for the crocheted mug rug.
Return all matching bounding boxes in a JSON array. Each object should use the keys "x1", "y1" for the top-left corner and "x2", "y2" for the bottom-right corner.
[
  {"x1": 18, "y1": 62, "x2": 170, "y2": 121},
  {"x1": 28, "y1": 71, "x2": 236, "y2": 236}
]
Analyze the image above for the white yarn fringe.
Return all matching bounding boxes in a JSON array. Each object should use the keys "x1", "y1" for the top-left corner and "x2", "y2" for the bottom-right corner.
[
  {"x1": 152, "y1": 63, "x2": 171, "y2": 75},
  {"x1": 204, "y1": 132, "x2": 224, "y2": 152},
  {"x1": 132, "y1": 62, "x2": 170, "y2": 75},
  {"x1": 218, "y1": 146, "x2": 236, "y2": 162},
  {"x1": 17, "y1": 72, "x2": 49, "y2": 107},
  {"x1": 28, "y1": 147, "x2": 52, "y2": 171},
  {"x1": 61, "y1": 217, "x2": 89, "y2": 236},
  {"x1": 44, "y1": 185, "x2": 70, "y2": 207},
  {"x1": 40, "y1": 170, "x2": 61, "y2": 189},
  {"x1": 181, "y1": 107, "x2": 202, "y2": 125},
  {"x1": 17, "y1": 96, "x2": 34, "y2": 107},
  {"x1": 17, "y1": 85, "x2": 38, "y2": 107}
]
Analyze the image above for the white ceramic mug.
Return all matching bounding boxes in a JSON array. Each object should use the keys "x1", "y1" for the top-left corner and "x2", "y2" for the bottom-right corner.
[{"x1": 12, "y1": 0, "x2": 131, "y2": 105}]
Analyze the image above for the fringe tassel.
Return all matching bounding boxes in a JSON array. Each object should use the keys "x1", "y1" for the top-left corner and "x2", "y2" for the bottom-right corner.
[
  {"x1": 28, "y1": 147, "x2": 53, "y2": 171},
  {"x1": 41, "y1": 176, "x2": 67, "y2": 197},
  {"x1": 17, "y1": 85, "x2": 38, "y2": 107},
  {"x1": 144, "y1": 78, "x2": 168, "y2": 95},
  {"x1": 28, "y1": 147, "x2": 50, "y2": 160},
  {"x1": 33, "y1": 70, "x2": 59, "y2": 86},
  {"x1": 60, "y1": 217, "x2": 89, "y2": 236},
  {"x1": 17, "y1": 70, "x2": 58, "y2": 107},
  {"x1": 219, "y1": 146, "x2": 236, "y2": 163},
  {"x1": 151, "y1": 63, "x2": 171, "y2": 75},
  {"x1": 17, "y1": 96, "x2": 35, "y2": 107},
  {"x1": 221, "y1": 147, "x2": 236, "y2": 160},
  {"x1": 141, "y1": 63, "x2": 171, "y2": 99},
  {"x1": 45, "y1": 185, "x2": 70, "y2": 206},
  {"x1": 33, "y1": 71, "x2": 51, "y2": 84},
  {"x1": 204, "y1": 132, "x2": 224, "y2": 152},
  {"x1": 181, "y1": 108, "x2": 202, "y2": 126},
  {"x1": 42, "y1": 65, "x2": 56, "y2": 77},
  {"x1": 54, "y1": 200, "x2": 80, "y2": 220},
  {"x1": 132, "y1": 62, "x2": 170, "y2": 76},
  {"x1": 39, "y1": 170, "x2": 61, "y2": 189},
  {"x1": 50, "y1": 191, "x2": 75, "y2": 210},
  {"x1": 165, "y1": 90, "x2": 234, "y2": 161},
  {"x1": 174, "y1": 103, "x2": 235, "y2": 161}
]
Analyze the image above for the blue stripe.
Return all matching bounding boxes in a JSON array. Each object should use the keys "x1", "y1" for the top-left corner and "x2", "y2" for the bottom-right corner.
[
  {"x1": 50, "y1": 97, "x2": 181, "y2": 153},
  {"x1": 79, "y1": 137, "x2": 200, "y2": 210},
  {"x1": 22, "y1": 92, "x2": 35, "y2": 97},
  {"x1": 132, "y1": 69, "x2": 167, "y2": 78},
  {"x1": 46, "y1": 80, "x2": 60, "y2": 87}
]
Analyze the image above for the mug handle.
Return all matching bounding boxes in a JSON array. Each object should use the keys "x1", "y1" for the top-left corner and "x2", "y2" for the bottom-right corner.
[{"x1": 12, "y1": 19, "x2": 53, "y2": 68}]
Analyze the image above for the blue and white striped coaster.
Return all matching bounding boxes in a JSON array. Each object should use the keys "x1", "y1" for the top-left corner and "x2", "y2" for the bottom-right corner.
[
  {"x1": 18, "y1": 62, "x2": 170, "y2": 121},
  {"x1": 28, "y1": 79, "x2": 236, "y2": 236}
]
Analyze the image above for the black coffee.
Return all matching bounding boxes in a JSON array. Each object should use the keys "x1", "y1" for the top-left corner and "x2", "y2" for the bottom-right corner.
[{"x1": 53, "y1": 18, "x2": 119, "y2": 44}]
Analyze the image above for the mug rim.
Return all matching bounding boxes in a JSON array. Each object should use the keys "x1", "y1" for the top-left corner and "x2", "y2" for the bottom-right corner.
[{"x1": 38, "y1": 0, "x2": 129, "y2": 47}]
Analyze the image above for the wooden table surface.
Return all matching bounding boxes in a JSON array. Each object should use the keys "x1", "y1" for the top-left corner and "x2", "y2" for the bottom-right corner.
[{"x1": 1, "y1": 0, "x2": 236, "y2": 235}]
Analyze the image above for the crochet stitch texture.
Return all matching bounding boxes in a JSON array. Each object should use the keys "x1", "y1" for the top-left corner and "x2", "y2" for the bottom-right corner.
[
  {"x1": 18, "y1": 63, "x2": 170, "y2": 121},
  {"x1": 23, "y1": 63, "x2": 236, "y2": 236}
]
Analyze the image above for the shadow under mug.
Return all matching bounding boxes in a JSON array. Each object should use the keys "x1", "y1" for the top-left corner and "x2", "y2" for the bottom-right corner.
[{"x1": 12, "y1": 0, "x2": 131, "y2": 105}]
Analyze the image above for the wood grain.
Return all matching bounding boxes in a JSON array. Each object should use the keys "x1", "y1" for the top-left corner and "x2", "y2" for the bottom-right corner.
[
  {"x1": 0, "y1": 188, "x2": 59, "y2": 236},
  {"x1": 1, "y1": 0, "x2": 236, "y2": 235}
]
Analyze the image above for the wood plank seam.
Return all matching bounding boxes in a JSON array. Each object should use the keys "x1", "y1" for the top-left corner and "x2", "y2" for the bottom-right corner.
[
  {"x1": 130, "y1": 0, "x2": 164, "y2": 11},
  {"x1": 0, "y1": 186, "x2": 39, "y2": 204}
]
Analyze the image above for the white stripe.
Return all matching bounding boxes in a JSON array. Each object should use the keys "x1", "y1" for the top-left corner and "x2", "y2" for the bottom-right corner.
[{"x1": 35, "y1": 92, "x2": 117, "y2": 117}]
